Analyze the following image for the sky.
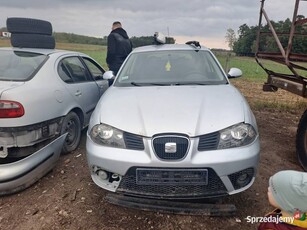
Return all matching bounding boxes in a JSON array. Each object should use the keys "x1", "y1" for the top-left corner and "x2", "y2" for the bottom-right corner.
[{"x1": 0, "y1": 0, "x2": 306, "y2": 49}]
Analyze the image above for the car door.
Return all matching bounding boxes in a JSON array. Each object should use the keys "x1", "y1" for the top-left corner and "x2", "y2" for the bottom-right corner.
[
  {"x1": 57, "y1": 56, "x2": 100, "y2": 126},
  {"x1": 81, "y1": 57, "x2": 109, "y2": 96}
]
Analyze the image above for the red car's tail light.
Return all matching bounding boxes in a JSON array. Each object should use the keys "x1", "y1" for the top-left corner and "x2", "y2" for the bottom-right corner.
[{"x1": 0, "y1": 100, "x2": 25, "y2": 118}]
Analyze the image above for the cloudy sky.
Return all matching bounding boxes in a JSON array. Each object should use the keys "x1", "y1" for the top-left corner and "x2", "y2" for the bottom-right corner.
[{"x1": 1, "y1": 0, "x2": 306, "y2": 49}]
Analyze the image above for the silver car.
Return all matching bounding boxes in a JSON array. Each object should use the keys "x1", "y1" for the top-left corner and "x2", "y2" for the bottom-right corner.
[
  {"x1": 0, "y1": 47, "x2": 108, "y2": 194},
  {"x1": 86, "y1": 38, "x2": 260, "y2": 200}
]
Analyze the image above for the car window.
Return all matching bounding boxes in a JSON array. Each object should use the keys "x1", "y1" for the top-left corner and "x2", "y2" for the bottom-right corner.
[
  {"x1": 58, "y1": 57, "x2": 92, "y2": 83},
  {"x1": 0, "y1": 50, "x2": 47, "y2": 81},
  {"x1": 82, "y1": 57, "x2": 105, "y2": 81},
  {"x1": 115, "y1": 50, "x2": 227, "y2": 86}
]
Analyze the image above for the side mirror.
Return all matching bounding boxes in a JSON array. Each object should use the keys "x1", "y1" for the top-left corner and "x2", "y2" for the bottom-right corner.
[
  {"x1": 103, "y1": 71, "x2": 115, "y2": 80},
  {"x1": 227, "y1": 68, "x2": 242, "y2": 79}
]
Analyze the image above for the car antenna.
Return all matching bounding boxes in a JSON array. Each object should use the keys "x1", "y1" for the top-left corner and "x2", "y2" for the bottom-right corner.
[{"x1": 185, "y1": 41, "x2": 201, "y2": 52}]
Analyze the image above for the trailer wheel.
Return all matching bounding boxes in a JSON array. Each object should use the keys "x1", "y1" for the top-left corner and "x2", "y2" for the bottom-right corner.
[{"x1": 297, "y1": 110, "x2": 307, "y2": 171}]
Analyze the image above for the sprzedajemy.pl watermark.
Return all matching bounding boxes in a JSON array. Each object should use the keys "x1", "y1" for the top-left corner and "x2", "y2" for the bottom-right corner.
[{"x1": 245, "y1": 216, "x2": 295, "y2": 224}]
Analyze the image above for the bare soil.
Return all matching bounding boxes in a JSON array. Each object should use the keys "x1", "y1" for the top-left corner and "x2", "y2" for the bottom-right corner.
[{"x1": 1, "y1": 80, "x2": 307, "y2": 230}]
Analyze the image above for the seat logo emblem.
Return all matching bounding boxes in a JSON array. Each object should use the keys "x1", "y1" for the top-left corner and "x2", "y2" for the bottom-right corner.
[{"x1": 165, "y1": 142, "x2": 177, "y2": 153}]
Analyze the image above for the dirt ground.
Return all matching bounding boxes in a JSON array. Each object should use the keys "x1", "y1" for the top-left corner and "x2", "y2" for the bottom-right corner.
[{"x1": 0, "y1": 80, "x2": 306, "y2": 230}]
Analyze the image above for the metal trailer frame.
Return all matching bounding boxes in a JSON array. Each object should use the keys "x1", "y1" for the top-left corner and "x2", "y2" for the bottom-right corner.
[
  {"x1": 256, "y1": 0, "x2": 307, "y2": 171},
  {"x1": 255, "y1": 0, "x2": 307, "y2": 97}
]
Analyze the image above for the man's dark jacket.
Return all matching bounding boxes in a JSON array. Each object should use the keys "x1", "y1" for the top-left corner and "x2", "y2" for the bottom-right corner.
[{"x1": 106, "y1": 28, "x2": 132, "y2": 74}]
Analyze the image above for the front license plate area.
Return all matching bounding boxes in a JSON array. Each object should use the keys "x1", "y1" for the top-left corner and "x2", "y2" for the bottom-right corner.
[{"x1": 136, "y1": 168, "x2": 208, "y2": 185}]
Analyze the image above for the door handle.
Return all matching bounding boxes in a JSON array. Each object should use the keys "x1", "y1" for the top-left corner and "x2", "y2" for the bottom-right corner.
[{"x1": 75, "y1": 90, "x2": 82, "y2": 96}]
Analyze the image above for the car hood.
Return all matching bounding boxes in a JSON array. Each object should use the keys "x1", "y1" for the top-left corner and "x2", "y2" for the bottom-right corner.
[
  {"x1": 0, "y1": 81, "x2": 25, "y2": 98},
  {"x1": 95, "y1": 85, "x2": 247, "y2": 137}
]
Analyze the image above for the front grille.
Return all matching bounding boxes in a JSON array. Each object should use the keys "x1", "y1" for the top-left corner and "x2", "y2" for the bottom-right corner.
[
  {"x1": 123, "y1": 132, "x2": 144, "y2": 150},
  {"x1": 117, "y1": 167, "x2": 227, "y2": 199},
  {"x1": 153, "y1": 135, "x2": 189, "y2": 160},
  {"x1": 198, "y1": 131, "x2": 220, "y2": 151}
]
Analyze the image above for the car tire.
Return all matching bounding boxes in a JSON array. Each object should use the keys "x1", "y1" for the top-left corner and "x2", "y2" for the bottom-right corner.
[
  {"x1": 11, "y1": 33, "x2": 55, "y2": 49},
  {"x1": 297, "y1": 110, "x2": 307, "y2": 171},
  {"x1": 6, "y1": 17, "x2": 53, "y2": 35},
  {"x1": 61, "y1": 112, "x2": 82, "y2": 154}
]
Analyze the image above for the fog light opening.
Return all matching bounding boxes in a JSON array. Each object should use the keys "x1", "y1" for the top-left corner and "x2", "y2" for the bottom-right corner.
[
  {"x1": 92, "y1": 166, "x2": 121, "y2": 183},
  {"x1": 92, "y1": 166, "x2": 110, "y2": 181},
  {"x1": 228, "y1": 168, "x2": 254, "y2": 190},
  {"x1": 98, "y1": 170, "x2": 109, "y2": 180},
  {"x1": 236, "y1": 173, "x2": 249, "y2": 187}
]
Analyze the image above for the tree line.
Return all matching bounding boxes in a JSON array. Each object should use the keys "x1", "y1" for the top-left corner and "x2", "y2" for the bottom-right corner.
[
  {"x1": 225, "y1": 15, "x2": 307, "y2": 56},
  {"x1": 0, "y1": 27, "x2": 175, "y2": 47},
  {"x1": 53, "y1": 33, "x2": 175, "y2": 47}
]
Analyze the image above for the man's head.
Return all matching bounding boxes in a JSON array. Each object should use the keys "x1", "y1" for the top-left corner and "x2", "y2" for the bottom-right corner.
[
  {"x1": 268, "y1": 170, "x2": 307, "y2": 215},
  {"x1": 112, "y1": 21, "x2": 122, "y2": 31}
]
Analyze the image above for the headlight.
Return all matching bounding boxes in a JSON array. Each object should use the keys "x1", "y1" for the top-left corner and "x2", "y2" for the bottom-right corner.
[
  {"x1": 90, "y1": 123, "x2": 126, "y2": 149},
  {"x1": 218, "y1": 123, "x2": 257, "y2": 149}
]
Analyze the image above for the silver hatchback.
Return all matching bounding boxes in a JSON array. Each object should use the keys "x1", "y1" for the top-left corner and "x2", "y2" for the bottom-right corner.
[{"x1": 86, "y1": 40, "x2": 260, "y2": 199}]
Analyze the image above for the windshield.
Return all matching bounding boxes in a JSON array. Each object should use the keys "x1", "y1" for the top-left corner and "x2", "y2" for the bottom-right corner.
[
  {"x1": 0, "y1": 50, "x2": 47, "y2": 81},
  {"x1": 115, "y1": 50, "x2": 227, "y2": 86}
]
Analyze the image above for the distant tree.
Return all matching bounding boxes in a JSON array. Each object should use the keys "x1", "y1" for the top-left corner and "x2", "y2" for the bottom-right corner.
[
  {"x1": 233, "y1": 24, "x2": 258, "y2": 55},
  {"x1": 166, "y1": 37, "x2": 176, "y2": 44},
  {"x1": 225, "y1": 28, "x2": 237, "y2": 50},
  {"x1": 233, "y1": 15, "x2": 307, "y2": 56},
  {"x1": 53, "y1": 32, "x2": 107, "y2": 46},
  {"x1": 52, "y1": 32, "x2": 175, "y2": 47},
  {"x1": 130, "y1": 36, "x2": 175, "y2": 48}
]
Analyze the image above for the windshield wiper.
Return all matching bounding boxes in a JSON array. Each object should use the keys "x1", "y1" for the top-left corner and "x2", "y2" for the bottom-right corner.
[
  {"x1": 130, "y1": 82, "x2": 142, "y2": 86},
  {"x1": 172, "y1": 82, "x2": 209, "y2": 86},
  {"x1": 130, "y1": 82, "x2": 210, "y2": 86},
  {"x1": 130, "y1": 82, "x2": 170, "y2": 86}
]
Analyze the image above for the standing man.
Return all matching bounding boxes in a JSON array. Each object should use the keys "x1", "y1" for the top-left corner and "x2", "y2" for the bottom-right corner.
[{"x1": 106, "y1": 21, "x2": 132, "y2": 76}]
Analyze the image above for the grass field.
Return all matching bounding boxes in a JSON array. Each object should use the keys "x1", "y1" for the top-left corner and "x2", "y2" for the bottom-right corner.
[
  {"x1": 1, "y1": 38, "x2": 306, "y2": 82},
  {"x1": 0, "y1": 38, "x2": 269, "y2": 80},
  {"x1": 0, "y1": 39, "x2": 108, "y2": 69},
  {"x1": 1, "y1": 38, "x2": 306, "y2": 110},
  {"x1": 1, "y1": 38, "x2": 297, "y2": 81}
]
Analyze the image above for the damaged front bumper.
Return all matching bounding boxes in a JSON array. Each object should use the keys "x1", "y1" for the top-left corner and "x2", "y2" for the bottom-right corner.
[{"x1": 0, "y1": 133, "x2": 67, "y2": 195}]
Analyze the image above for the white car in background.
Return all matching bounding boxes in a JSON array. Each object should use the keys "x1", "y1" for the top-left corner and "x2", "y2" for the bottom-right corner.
[
  {"x1": 0, "y1": 17, "x2": 109, "y2": 195},
  {"x1": 86, "y1": 34, "x2": 260, "y2": 202}
]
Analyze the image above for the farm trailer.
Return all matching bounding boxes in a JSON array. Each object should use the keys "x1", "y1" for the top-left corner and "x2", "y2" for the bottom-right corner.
[{"x1": 255, "y1": 0, "x2": 307, "y2": 170}]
